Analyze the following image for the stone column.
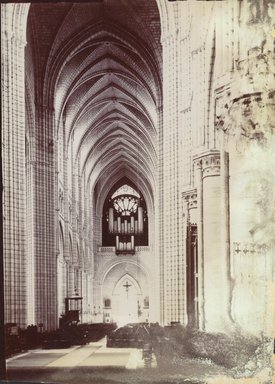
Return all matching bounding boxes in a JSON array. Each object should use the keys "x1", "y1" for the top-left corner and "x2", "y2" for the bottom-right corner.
[
  {"x1": 193, "y1": 150, "x2": 230, "y2": 332},
  {"x1": 68, "y1": 263, "x2": 75, "y2": 297},
  {"x1": 1, "y1": 4, "x2": 29, "y2": 328},
  {"x1": 215, "y1": 75, "x2": 275, "y2": 335},
  {"x1": 219, "y1": 148, "x2": 231, "y2": 322},
  {"x1": 182, "y1": 189, "x2": 200, "y2": 327},
  {"x1": 33, "y1": 104, "x2": 58, "y2": 330},
  {"x1": 193, "y1": 160, "x2": 205, "y2": 329}
]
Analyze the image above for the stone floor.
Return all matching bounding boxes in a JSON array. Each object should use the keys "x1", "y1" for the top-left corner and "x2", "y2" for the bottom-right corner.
[
  {"x1": 6, "y1": 339, "x2": 153, "y2": 370},
  {"x1": 4, "y1": 339, "x2": 273, "y2": 384}
]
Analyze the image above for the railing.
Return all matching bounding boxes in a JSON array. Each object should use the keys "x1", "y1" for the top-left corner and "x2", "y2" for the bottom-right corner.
[
  {"x1": 97, "y1": 246, "x2": 115, "y2": 252},
  {"x1": 115, "y1": 249, "x2": 135, "y2": 255},
  {"x1": 97, "y1": 246, "x2": 150, "y2": 253}
]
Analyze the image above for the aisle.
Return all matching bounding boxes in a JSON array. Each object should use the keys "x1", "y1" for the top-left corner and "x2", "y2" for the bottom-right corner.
[{"x1": 6, "y1": 338, "x2": 152, "y2": 370}]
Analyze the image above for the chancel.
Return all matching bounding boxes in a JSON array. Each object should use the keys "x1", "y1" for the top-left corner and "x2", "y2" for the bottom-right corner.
[{"x1": 1, "y1": 0, "x2": 274, "y2": 379}]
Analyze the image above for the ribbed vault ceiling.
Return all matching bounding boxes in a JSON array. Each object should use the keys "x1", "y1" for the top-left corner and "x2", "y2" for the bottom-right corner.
[{"x1": 28, "y1": 1, "x2": 162, "y2": 210}]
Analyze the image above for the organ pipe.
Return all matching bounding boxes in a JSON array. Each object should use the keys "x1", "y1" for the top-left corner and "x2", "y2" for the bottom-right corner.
[
  {"x1": 109, "y1": 198, "x2": 146, "y2": 254},
  {"x1": 138, "y1": 207, "x2": 143, "y2": 234},
  {"x1": 108, "y1": 207, "x2": 114, "y2": 233}
]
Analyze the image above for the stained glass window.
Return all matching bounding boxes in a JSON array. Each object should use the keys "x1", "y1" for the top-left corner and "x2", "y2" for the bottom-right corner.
[{"x1": 113, "y1": 196, "x2": 138, "y2": 216}]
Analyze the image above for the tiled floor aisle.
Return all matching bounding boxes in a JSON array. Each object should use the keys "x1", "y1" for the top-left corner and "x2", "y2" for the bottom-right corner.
[{"x1": 6, "y1": 339, "x2": 152, "y2": 370}]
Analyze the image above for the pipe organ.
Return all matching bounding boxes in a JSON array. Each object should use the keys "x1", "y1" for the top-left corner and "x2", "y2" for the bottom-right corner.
[
  {"x1": 107, "y1": 197, "x2": 145, "y2": 254},
  {"x1": 109, "y1": 213, "x2": 141, "y2": 235},
  {"x1": 103, "y1": 184, "x2": 148, "y2": 253}
]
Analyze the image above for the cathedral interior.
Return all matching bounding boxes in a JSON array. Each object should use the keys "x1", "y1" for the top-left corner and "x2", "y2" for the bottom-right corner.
[{"x1": 1, "y1": 0, "x2": 275, "y2": 369}]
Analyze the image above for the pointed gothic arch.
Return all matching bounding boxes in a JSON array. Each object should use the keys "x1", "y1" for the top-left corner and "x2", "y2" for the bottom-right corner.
[{"x1": 112, "y1": 273, "x2": 142, "y2": 296}]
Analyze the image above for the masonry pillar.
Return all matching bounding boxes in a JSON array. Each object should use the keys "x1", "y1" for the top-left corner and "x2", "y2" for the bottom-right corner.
[
  {"x1": 193, "y1": 150, "x2": 230, "y2": 332},
  {"x1": 182, "y1": 189, "x2": 200, "y2": 328},
  {"x1": 214, "y1": 11, "x2": 275, "y2": 331},
  {"x1": 33, "y1": 104, "x2": 57, "y2": 330},
  {"x1": 193, "y1": 160, "x2": 205, "y2": 329},
  {"x1": 216, "y1": 83, "x2": 275, "y2": 335},
  {"x1": 1, "y1": 4, "x2": 29, "y2": 328}
]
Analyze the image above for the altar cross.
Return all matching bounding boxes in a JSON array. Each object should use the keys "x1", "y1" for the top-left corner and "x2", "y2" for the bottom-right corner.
[{"x1": 123, "y1": 280, "x2": 132, "y2": 298}]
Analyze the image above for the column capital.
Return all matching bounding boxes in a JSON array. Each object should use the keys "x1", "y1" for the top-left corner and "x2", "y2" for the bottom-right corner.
[
  {"x1": 182, "y1": 189, "x2": 197, "y2": 209},
  {"x1": 215, "y1": 52, "x2": 275, "y2": 150},
  {"x1": 193, "y1": 150, "x2": 220, "y2": 178}
]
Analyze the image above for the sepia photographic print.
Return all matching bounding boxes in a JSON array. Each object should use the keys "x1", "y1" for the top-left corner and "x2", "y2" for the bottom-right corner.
[{"x1": 1, "y1": 0, "x2": 275, "y2": 383}]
